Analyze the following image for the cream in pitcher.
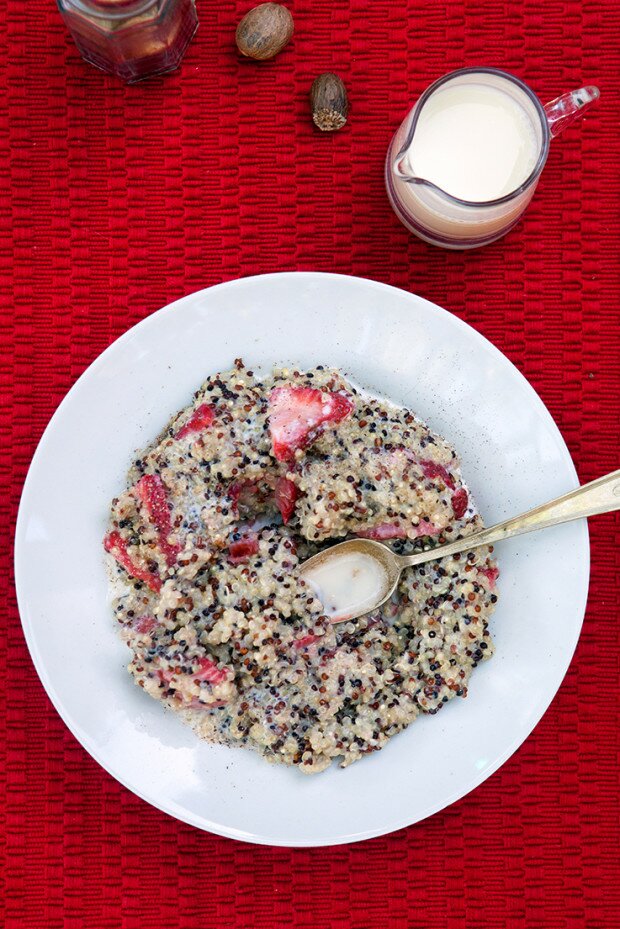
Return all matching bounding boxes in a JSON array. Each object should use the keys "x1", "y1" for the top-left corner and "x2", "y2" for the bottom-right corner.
[{"x1": 385, "y1": 68, "x2": 600, "y2": 249}]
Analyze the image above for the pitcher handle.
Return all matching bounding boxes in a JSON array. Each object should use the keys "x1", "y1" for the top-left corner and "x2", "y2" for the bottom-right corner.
[{"x1": 544, "y1": 85, "x2": 600, "y2": 139}]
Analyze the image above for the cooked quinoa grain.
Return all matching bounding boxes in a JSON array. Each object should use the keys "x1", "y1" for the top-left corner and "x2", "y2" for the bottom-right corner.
[{"x1": 104, "y1": 363, "x2": 498, "y2": 773}]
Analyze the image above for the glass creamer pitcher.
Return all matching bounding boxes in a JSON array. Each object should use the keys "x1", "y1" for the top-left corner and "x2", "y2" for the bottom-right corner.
[{"x1": 385, "y1": 68, "x2": 600, "y2": 249}]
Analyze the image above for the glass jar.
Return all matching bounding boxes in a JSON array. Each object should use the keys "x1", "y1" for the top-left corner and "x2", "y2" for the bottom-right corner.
[{"x1": 57, "y1": 0, "x2": 198, "y2": 83}]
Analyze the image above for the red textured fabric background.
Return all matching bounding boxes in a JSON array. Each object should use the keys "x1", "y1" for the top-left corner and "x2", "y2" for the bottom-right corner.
[{"x1": 2, "y1": 0, "x2": 619, "y2": 926}]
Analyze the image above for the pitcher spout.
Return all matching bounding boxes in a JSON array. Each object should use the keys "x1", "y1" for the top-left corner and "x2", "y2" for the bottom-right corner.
[
  {"x1": 393, "y1": 151, "x2": 433, "y2": 187},
  {"x1": 393, "y1": 151, "x2": 417, "y2": 182}
]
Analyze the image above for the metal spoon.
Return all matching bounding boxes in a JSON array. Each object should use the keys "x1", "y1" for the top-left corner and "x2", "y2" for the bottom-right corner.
[{"x1": 299, "y1": 468, "x2": 620, "y2": 623}]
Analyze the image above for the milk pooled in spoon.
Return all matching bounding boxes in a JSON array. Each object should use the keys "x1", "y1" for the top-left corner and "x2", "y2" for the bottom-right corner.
[{"x1": 303, "y1": 550, "x2": 388, "y2": 621}]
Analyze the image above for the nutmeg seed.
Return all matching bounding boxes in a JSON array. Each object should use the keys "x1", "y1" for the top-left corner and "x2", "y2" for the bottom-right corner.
[
  {"x1": 235, "y1": 3, "x2": 294, "y2": 61},
  {"x1": 310, "y1": 73, "x2": 349, "y2": 131}
]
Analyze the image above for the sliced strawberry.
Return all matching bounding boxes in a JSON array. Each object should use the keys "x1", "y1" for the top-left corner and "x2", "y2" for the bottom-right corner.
[
  {"x1": 156, "y1": 667, "x2": 174, "y2": 685},
  {"x1": 194, "y1": 656, "x2": 231, "y2": 685},
  {"x1": 357, "y1": 522, "x2": 408, "y2": 540},
  {"x1": 175, "y1": 403, "x2": 216, "y2": 440},
  {"x1": 228, "y1": 533, "x2": 259, "y2": 564},
  {"x1": 412, "y1": 520, "x2": 441, "y2": 538},
  {"x1": 157, "y1": 658, "x2": 231, "y2": 690},
  {"x1": 275, "y1": 476, "x2": 298, "y2": 524},
  {"x1": 135, "y1": 474, "x2": 181, "y2": 567},
  {"x1": 268, "y1": 386, "x2": 353, "y2": 461},
  {"x1": 229, "y1": 479, "x2": 260, "y2": 511},
  {"x1": 357, "y1": 519, "x2": 441, "y2": 540},
  {"x1": 419, "y1": 459, "x2": 456, "y2": 490},
  {"x1": 478, "y1": 565, "x2": 499, "y2": 589},
  {"x1": 293, "y1": 632, "x2": 321, "y2": 649},
  {"x1": 451, "y1": 488, "x2": 469, "y2": 519},
  {"x1": 133, "y1": 615, "x2": 157, "y2": 635},
  {"x1": 104, "y1": 531, "x2": 161, "y2": 593}
]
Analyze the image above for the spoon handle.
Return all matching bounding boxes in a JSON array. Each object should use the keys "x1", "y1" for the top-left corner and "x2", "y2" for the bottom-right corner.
[{"x1": 400, "y1": 467, "x2": 620, "y2": 568}]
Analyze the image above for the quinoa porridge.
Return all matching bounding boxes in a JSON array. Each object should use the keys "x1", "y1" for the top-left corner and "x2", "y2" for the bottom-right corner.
[{"x1": 104, "y1": 361, "x2": 499, "y2": 773}]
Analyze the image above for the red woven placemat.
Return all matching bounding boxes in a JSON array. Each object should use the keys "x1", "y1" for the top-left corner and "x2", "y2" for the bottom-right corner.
[{"x1": 2, "y1": 0, "x2": 619, "y2": 926}]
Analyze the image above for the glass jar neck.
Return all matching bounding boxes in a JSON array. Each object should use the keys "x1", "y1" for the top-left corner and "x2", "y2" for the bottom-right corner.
[{"x1": 64, "y1": 0, "x2": 160, "y2": 20}]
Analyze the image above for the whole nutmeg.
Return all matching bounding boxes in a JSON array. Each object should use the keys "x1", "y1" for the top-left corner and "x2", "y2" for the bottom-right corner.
[
  {"x1": 310, "y1": 73, "x2": 349, "y2": 131},
  {"x1": 235, "y1": 3, "x2": 294, "y2": 61}
]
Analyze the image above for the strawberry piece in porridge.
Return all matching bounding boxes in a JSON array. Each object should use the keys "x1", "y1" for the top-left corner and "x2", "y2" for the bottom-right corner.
[
  {"x1": 268, "y1": 385, "x2": 354, "y2": 461},
  {"x1": 174, "y1": 402, "x2": 216, "y2": 439},
  {"x1": 104, "y1": 531, "x2": 161, "y2": 593},
  {"x1": 135, "y1": 474, "x2": 181, "y2": 567}
]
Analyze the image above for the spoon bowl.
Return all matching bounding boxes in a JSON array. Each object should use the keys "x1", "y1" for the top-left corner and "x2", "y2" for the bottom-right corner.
[{"x1": 299, "y1": 538, "x2": 402, "y2": 622}]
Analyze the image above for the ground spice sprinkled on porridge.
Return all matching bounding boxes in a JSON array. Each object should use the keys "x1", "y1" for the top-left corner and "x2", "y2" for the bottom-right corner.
[{"x1": 104, "y1": 361, "x2": 498, "y2": 773}]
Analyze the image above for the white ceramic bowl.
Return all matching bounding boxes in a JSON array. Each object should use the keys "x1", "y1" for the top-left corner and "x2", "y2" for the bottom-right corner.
[{"x1": 15, "y1": 272, "x2": 589, "y2": 846}]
